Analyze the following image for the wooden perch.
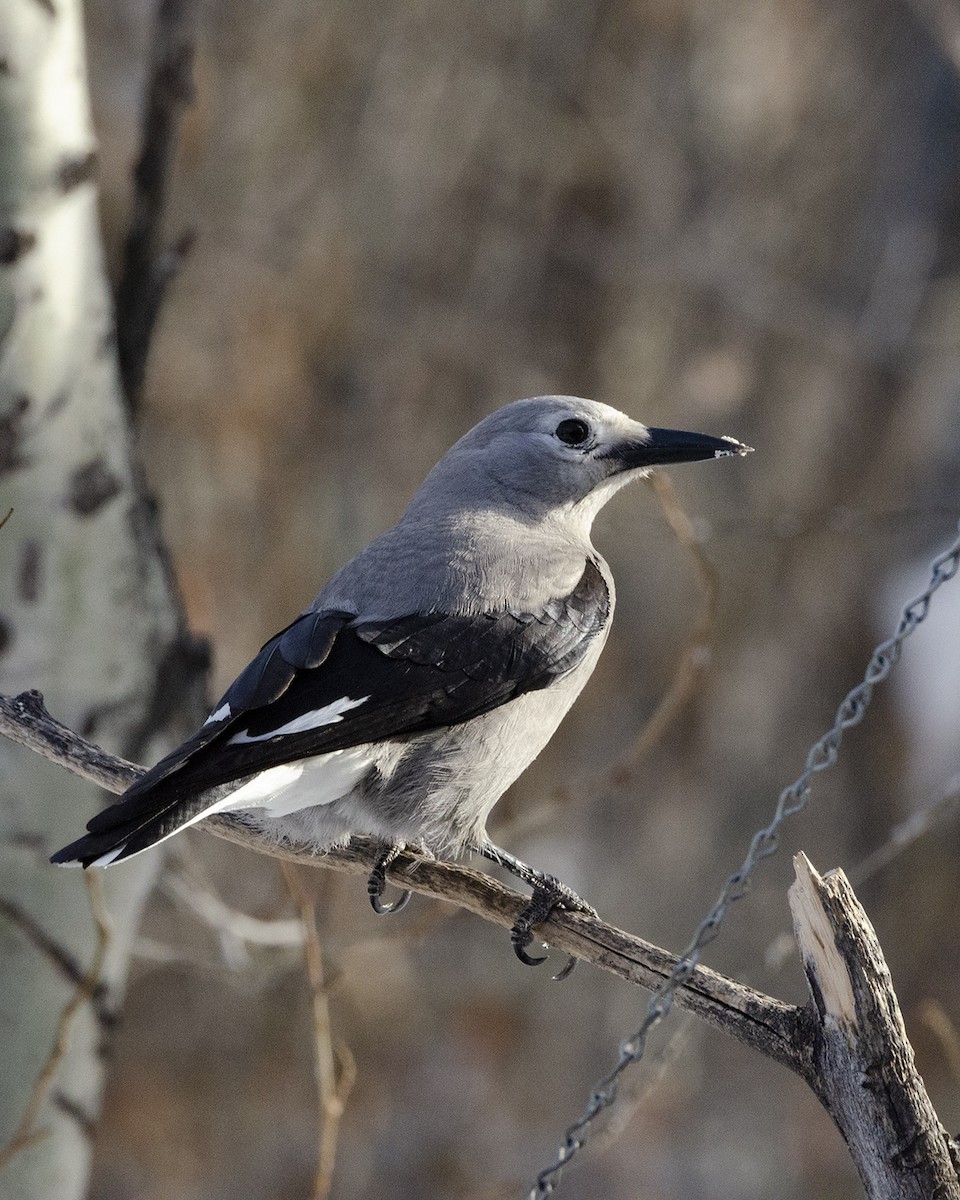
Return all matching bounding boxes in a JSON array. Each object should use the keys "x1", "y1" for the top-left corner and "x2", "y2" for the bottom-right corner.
[
  {"x1": 0, "y1": 690, "x2": 802, "y2": 1070},
  {"x1": 4, "y1": 688, "x2": 959, "y2": 1197},
  {"x1": 789, "y1": 853, "x2": 960, "y2": 1199}
]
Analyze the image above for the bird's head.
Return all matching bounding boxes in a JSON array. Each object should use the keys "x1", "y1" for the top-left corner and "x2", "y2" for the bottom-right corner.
[{"x1": 406, "y1": 396, "x2": 752, "y2": 534}]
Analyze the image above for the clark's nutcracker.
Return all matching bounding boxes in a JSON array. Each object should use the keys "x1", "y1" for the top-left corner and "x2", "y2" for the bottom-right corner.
[{"x1": 53, "y1": 396, "x2": 751, "y2": 965}]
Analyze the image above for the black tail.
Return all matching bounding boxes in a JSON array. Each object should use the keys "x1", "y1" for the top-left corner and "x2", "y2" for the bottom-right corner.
[{"x1": 50, "y1": 785, "x2": 215, "y2": 868}]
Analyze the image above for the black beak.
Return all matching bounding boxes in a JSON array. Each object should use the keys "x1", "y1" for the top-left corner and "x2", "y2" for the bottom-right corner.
[{"x1": 607, "y1": 427, "x2": 753, "y2": 471}]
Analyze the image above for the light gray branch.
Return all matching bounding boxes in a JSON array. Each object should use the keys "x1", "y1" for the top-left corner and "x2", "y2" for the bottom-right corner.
[{"x1": 1, "y1": 689, "x2": 803, "y2": 1073}]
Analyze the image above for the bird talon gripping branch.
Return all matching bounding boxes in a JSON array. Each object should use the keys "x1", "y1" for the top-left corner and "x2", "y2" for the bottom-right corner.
[
  {"x1": 51, "y1": 397, "x2": 750, "y2": 967},
  {"x1": 367, "y1": 844, "x2": 412, "y2": 915},
  {"x1": 510, "y1": 876, "x2": 593, "y2": 977},
  {"x1": 511, "y1": 882, "x2": 569, "y2": 967}
]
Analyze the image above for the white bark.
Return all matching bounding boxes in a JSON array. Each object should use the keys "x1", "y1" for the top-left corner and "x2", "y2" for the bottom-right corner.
[{"x1": 0, "y1": 3, "x2": 204, "y2": 1198}]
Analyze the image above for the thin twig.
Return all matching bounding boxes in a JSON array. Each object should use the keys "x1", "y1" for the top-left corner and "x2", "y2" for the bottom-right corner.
[
  {"x1": 280, "y1": 862, "x2": 356, "y2": 1200},
  {"x1": 604, "y1": 470, "x2": 718, "y2": 787},
  {"x1": 0, "y1": 874, "x2": 112, "y2": 1168},
  {"x1": 915, "y1": 1000, "x2": 960, "y2": 1086},
  {"x1": 162, "y1": 869, "x2": 305, "y2": 962},
  {"x1": 0, "y1": 896, "x2": 90, "y2": 990},
  {"x1": 0, "y1": 507, "x2": 12, "y2": 530},
  {"x1": 848, "y1": 772, "x2": 960, "y2": 888},
  {"x1": 115, "y1": 0, "x2": 201, "y2": 408}
]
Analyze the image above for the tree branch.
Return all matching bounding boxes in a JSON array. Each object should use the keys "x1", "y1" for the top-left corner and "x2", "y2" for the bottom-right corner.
[
  {"x1": 1, "y1": 689, "x2": 804, "y2": 1074},
  {"x1": 115, "y1": 0, "x2": 201, "y2": 408},
  {"x1": 789, "y1": 854, "x2": 960, "y2": 1198},
  {"x1": 9, "y1": 688, "x2": 960, "y2": 1196}
]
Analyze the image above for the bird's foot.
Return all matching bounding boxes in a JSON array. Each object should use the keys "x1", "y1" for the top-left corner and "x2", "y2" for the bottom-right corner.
[
  {"x1": 367, "y1": 843, "x2": 412, "y2": 915},
  {"x1": 511, "y1": 875, "x2": 597, "y2": 980}
]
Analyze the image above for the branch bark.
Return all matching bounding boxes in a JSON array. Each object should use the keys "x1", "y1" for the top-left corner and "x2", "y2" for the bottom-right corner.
[
  {"x1": 0, "y1": 689, "x2": 804, "y2": 1074},
  {"x1": 790, "y1": 853, "x2": 960, "y2": 1199}
]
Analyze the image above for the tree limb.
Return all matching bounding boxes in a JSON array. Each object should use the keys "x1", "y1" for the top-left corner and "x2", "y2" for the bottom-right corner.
[
  {"x1": 789, "y1": 854, "x2": 960, "y2": 1198},
  {"x1": 9, "y1": 688, "x2": 960, "y2": 1197},
  {"x1": 1, "y1": 688, "x2": 804, "y2": 1074},
  {"x1": 115, "y1": 0, "x2": 201, "y2": 408}
]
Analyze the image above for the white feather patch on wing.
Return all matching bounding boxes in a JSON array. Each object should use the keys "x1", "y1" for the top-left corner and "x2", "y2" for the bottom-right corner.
[
  {"x1": 227, "y1": 747, "x2": 374, "y2": 817},
  {"x1": 63, "y1": 751, "x2": 371, "y2": 868},
  {"x1": 89, "y1": 844, "x2": 128, "y2": 867},
  {"x1": 228, "y1": 695, "x2": 370, "y2": 744},
  {"x1": 203, "y1": 702, "x2": 232, "y2": 726}
]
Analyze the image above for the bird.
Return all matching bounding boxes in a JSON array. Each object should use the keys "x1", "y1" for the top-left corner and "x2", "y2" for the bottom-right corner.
[{"x1": 52, "y1": 396, "x2": 751, "y2": 966}]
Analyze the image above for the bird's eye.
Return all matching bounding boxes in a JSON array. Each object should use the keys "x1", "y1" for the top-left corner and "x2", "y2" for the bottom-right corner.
[{"x1": 555, "y1": 418, "x2": 590, "y2": 446}]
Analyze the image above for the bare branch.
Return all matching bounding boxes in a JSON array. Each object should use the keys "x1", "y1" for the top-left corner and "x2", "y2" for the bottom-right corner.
[
  {"x1": 115, "y1": 0, "x2": 201, "y2": 407},
  {"x1": 789, "y1": 854, "x2": 960, "y2": 1199},
  {"x1": 0, "y1": 690, "x2": 141, "y2": 792},
  {"x1": 0, "y1": 688, "x2": 805, "y2": 1074},
  {"x1": 280, "y1": 863, "x2": 355, "y2": 1200},
  {"x1": 10, "y1": 688, "x2": 960, "y2": 1195},
  {"x1": 0, "y1": 875, "x2": 112, "y2": 1169},
  {"x1": 604, "y1": 469, "x2": 718, "y2": 787}
]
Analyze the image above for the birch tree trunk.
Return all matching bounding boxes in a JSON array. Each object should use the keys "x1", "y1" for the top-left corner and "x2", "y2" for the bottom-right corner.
[{"x1": 0, "y1": 3, "x2": 206, "y2": 1197}]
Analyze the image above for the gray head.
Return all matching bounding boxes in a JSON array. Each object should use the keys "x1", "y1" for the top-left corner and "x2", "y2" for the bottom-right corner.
[{"x1": 404, "y1": 395, "x2": 751, "y2": 533}]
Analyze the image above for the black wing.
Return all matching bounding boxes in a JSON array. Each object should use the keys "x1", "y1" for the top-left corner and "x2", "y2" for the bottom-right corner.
[{"x1": 52, "y1": 561, "x2": 609, "y2": 864}]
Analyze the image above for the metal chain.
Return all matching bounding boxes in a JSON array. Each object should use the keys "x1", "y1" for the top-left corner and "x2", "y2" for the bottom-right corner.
[{"x1": 530, "y1": 520, "x2": 960, "y2": 1198}]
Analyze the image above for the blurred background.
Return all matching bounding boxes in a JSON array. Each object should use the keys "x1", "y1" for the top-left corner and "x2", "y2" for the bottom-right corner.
[{"x1": 82, "y1": 1, "x2": 960, "y2": 1196}]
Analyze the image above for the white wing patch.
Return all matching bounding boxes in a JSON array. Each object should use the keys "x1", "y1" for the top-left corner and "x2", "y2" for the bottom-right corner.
[
  {"x1": 89, "y1": 844, "x2": 129, "y2": 868},
  {"x1": 203, "y1": 702, "x2": 232, "y2": 727},
  {"x1": 220, "y1": 763, "x2": 305, "y2": 805},
  {"x1": 62, "y1": 748, "x2": 373, "y2": 868},
  {"x1": 227, "y1": 748, "x2": 374, "y2": 817},
  {"x1": 228, "y1": 695, "x2": 370, "y2": 744}
]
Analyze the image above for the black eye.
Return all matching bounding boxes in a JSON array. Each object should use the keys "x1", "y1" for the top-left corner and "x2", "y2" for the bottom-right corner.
[{"x1": 555, "y1": 418, "x2": 590, "y2": 446}]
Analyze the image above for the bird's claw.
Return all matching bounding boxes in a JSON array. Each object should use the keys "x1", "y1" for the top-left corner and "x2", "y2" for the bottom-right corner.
[
  {"x1": 510, "y1": 874, "x2": 596, "y2": 980},
  {"x1": 367, "y1": 847, "x2": 412, "y2": 915},
  {"x1": 511, "y1": 913, "x2": 549, "y2": 967}
]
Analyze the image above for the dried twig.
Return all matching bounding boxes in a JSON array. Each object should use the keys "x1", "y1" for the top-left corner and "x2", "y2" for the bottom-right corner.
[
  {"x1": 789, "y1": 854, "x2": 960, "y2": 1199},
  {"x1": 604, "y1": 470, "x2": 718, "y2": 786},
  {"x1": 161, "y1": 847, "x2": 305, "y2": 965},
  {"x1": 0, "y1": 874, "x2": 112, "y2": 1168},
  {"x1": 848, "y1": 772, "x2": 960, "y2": 888},
  {"x1": 280, "y1": 862, "x2": 356, "y2": 1200},
  {"x1": 115, "y1": 0, "x2": 201, "y2": 407}
]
